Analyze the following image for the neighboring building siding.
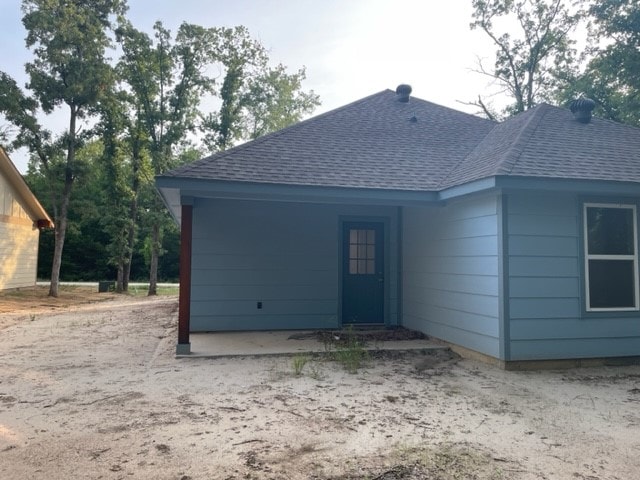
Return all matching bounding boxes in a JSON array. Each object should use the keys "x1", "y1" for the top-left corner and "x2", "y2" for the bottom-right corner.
[
  {"x1": 0, "y1": 222, "x2": 39, "y2": 290},
  {"x1": 0, "y1": 172, "x2": 39, "y2": 290},
  {"x1": 0, "y1": 170, "x2": 30, "y2": 222},
  {"x1": 190, "y1": 199, "x2": 398, "y2": 331},
  {"x1": 402, "y1": 194, "x2": 501, "y2": 358},
  {"x1": 506, "y1": 192, "x2": 640, "y2": 360}
]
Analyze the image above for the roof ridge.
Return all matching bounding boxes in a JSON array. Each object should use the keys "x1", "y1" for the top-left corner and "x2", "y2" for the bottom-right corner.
[
  {"x1": 497, "y1": 104, "x2": 550, "y2": 175},
  {"x1": 166, "y1": 89, "x2": 396, "y2": 175}
]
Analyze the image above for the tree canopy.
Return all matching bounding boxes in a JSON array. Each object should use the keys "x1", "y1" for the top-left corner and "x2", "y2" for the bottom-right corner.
[
  {"x1": 559, "y1": 0, "x2": 640, "y2": 126},
  {"x1": 469, "y1": 0, "x2": 640, "y2": 127},
  {"x1": 469, "y1": 0, "x2": 582, "y2": 120},
  {"x1": 1, "y1": 0, "x2": 126, "y2": 296},
  {"x1": 1, "y1": 1, "x2": 320, "y2": 293}
]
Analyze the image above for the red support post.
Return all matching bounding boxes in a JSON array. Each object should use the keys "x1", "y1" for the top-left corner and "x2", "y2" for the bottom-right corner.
[{"x1": 177, "y1": 203, "x2": 193, "y2": 354}]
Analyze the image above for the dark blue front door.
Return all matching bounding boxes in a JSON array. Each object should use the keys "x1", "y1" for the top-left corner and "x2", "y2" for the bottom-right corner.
[{"x1": 342, "y1": 221, "x2": 384, "y2": 324}]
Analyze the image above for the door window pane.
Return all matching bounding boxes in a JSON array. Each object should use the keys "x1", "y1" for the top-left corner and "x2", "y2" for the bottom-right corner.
[
  {"x1": 349, "y1": 259, "x2": 357, "y2": 275},
  {"x1": 358, "y1": 259, "x2": 366, "y2": 273},
  {"x1": 348, "y1": 228, "x2": 376, "y2": 275},
  {"x1": 367, "y1": 229, "x2": 375, "y2": 243}
]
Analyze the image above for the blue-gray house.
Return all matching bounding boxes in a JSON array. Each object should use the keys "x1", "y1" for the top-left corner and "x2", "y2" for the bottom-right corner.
[{"x1": 156, "y1": 86, "x2": 640, "y2": 366}]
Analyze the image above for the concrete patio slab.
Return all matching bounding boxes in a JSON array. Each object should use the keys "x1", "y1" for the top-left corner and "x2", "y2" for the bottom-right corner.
[{"x1": 177, "y1": 330, "x2": 446, "y2": 358}]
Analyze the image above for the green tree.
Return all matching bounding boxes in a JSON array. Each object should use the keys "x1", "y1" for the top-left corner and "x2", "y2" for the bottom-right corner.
[
  {"x1": 25, "y1": 138, "x2": 177, "y2": 285},
  {"x1": 243, "y1": 65, "x2": 320, "y2": 140},
  {"x1": 200, "y1": 25, "x2": 268, "y2": 152},
  {"x1": 469, "y1": 0, "x2": 582, "y2": 119},
  {"x1": 25, "y1": 142, "x2": 115, "y2": 282},
  {"x1": 0, "y1": 0, "x2": 126, "y2": 296},
  {"x1": 558, "y1": 0, "x2": 640, "y2": 126},
  {"x1": 201, "y1": 28, "x2": 320, "y2": 152},
  {"x1": 9, "y1": 14, "x2": 319, "y2": 293},
  {"x1": 116, "y1": 20, "x2": 217, "y2": 295},
  {"x1": 96, "y1": 92, "x2": 134, "y2": 292},
  {"x1": 117, "y1": 21, "x2": 320, "y2": 294}
]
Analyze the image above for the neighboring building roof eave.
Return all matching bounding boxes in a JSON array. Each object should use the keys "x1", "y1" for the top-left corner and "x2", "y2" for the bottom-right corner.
[{"x1": 0, "y1": 147, "x2": 54, "y2": 229}]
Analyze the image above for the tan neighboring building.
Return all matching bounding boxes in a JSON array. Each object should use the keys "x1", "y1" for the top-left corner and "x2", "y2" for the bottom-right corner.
[{"x1": 0, "y1": 147, "x2": 53, "y2": 291}]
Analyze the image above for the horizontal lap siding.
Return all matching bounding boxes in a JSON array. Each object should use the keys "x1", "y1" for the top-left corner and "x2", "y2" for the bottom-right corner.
[
  {"x1": 0, "y1": 222, "x2": 39, "y2": 290},
  {"x1": 506, "y1": 192, "x2": 640, "y2": 360},
  {"x1": 190, "y1": 199, "x2": 398, "y2": 331},
  {"x1": 403, "y1": 194, "x2": 501, "y2": 358}
]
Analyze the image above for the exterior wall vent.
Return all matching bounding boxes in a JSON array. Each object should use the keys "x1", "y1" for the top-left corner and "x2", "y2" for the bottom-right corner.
[
  {"x1": 396, "y1": 84, "x2": 412, "y2": 103},
  {"x1": 569, "y1": 97, "x2": 596, "y2": 124}
]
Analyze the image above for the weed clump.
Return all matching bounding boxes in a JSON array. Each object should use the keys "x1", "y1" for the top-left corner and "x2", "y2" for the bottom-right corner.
[
  {"x1": 331, "y1": 328, "x2": 369, "y2": 374},
  {"x1": 291, "y1": 355, "x2": 309, "y2": 376}
]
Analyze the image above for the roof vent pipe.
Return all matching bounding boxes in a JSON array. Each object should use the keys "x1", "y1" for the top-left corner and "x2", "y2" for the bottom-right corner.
[
  {"x1": 569, "y1": 96, "x2": 596, "y2": 124},
  {"x1": 396, "y1": 84, "x2": 412, "y2": 103}
]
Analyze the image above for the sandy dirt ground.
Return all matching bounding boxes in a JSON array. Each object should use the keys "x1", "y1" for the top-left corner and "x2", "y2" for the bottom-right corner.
[{"x1": 1, "y1": 292, "x2": 639, "y2": 479}]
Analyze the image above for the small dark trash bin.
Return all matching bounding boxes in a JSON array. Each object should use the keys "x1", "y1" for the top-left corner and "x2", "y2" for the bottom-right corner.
[{"x1": 98, "y1": 281, "x2": 114, "y2": 293}]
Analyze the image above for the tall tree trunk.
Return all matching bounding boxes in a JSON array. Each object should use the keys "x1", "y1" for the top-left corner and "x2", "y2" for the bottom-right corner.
[
  {"x1": 123, "y1": 248, "x2": 133, "y2": 292},
  {"x1": 122, "y1": 146, "x2": 141, "y2": 293},
  {"x1": 123, "y1": 208, "x2": 136, "y2": 292},
  {"x1": 49, "y1": 108, "x2": 77, "y2": 298},
  {"x1": 148, "y1": 221, "x2": 160, "y2": 296},
  {"x1": 116, "y1": 264, "x2": 124, "y2": 293},
  {"x1": 48, "y1": 191, "x2": 70, "y2": 297}
]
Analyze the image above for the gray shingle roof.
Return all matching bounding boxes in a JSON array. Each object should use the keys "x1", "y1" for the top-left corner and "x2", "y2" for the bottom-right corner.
[
  {"x1": 161, "y1": 90, "x2": 640, "y2": 192},
  {"x1": 442, "y1": 104, "x2": 640, "y2": 188},
  {"x1": 164, "y1": 90, "x2": 496, "y2": 191}
]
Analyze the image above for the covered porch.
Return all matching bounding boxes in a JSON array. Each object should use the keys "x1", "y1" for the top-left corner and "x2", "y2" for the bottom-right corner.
[{"x1": 159, "y1": 179, "x2": 444, "y2": 355}]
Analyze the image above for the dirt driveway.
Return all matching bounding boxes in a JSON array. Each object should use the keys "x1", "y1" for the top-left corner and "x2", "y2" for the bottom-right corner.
[{"x1": 0, "y1": 292, "x2": 639, "y2": 479}]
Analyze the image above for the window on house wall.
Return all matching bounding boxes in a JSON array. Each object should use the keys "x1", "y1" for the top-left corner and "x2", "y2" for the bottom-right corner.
[{"x1": 584, "y1": 203, "x2": 639, "y2": 311}]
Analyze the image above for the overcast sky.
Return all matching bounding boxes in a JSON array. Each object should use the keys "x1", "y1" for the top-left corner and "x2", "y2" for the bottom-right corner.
[{"x1": 0, "y1": 0, "x2": 500, "y2": 172}]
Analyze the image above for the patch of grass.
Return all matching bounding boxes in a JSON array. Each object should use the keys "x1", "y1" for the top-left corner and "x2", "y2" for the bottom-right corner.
[
  {"x1": 332, "y1": 329, "x2": 369, "y2": 374},
  {"x1": 317, "y1": 326, "x2": 370, "y2": 374},
  {"x1": 128, "y1": 285, "x2": 179, "y2": 296},
  {"x1": 334, "y1": 346, "x2": 368, "y2": 374},
  {"x1": 292, "y1": 355, "x2": 309, "y2": 376}
]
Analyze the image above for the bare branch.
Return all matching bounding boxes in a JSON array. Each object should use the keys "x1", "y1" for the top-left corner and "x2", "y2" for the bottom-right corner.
[{"x1": 457, "y1": 95, "x2": 499, "y2": 121}]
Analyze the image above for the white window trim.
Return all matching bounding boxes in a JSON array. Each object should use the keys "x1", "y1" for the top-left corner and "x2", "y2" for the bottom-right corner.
[{"x1": 583, "y1": 202, "x2": 639, "y2": 312}]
